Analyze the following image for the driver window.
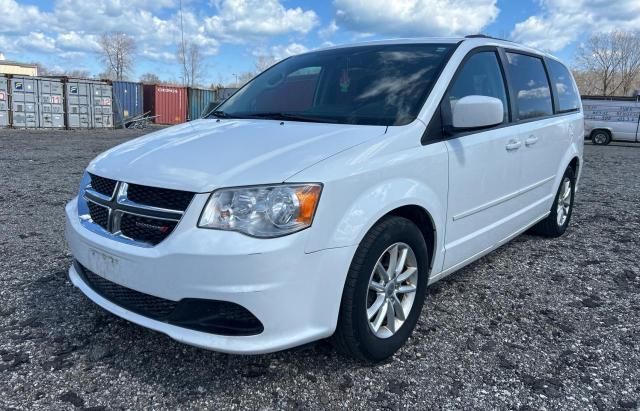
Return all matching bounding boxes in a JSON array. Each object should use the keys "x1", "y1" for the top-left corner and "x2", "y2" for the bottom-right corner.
[{"x1": 443, "y1": 51, "x2": 509, "y2": 125}]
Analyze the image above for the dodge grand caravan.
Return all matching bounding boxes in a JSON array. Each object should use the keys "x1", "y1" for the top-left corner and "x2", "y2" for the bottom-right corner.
[{"x1": 65, "y1": 36, "x2": 583, "y2": 362}]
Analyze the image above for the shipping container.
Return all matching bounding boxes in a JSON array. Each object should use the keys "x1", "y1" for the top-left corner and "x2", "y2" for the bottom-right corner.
[
  {"x1": 38, "y1": 78, "x2": 64, "y2": 128},
  {"x1": 187, "y1": 87, "x2": 216, "y2": 120},
  {"x1": 112, "y1": 81, "x2": 143, "y2": 127},
  {"x1": 143, "y1": 84, "x2": 187, "y2": 124},
  {"x1": 215, "y1": 87, "x2": 239, "y2": 103},
  {"x1": 64, "y1": 78, "x2": 113, "y2": 129},
  {"x1": 10, "y1": 76, "x2": 38, "y2": 128},
  {"x1": 92, "y1": 82, "x2": 113, "y2": 129},
  {"x1": 0, "y1": 76, "x2": 8, "y2": 127}
]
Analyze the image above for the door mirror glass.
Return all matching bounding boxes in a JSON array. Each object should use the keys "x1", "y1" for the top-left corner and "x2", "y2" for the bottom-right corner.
[{"x1": 452, "y1": 95, "x2": 504, "y2": 129}]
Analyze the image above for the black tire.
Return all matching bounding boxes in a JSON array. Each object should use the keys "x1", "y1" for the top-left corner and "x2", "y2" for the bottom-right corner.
[
  {"x1": 530, "y1": 167, "x2": 576, "y2": 237},
  {"x1": 591, "y1": 130, "x2": 611, "y2": 145},
  {"x1": 332, "y1": 216, "x2": 429, "y2": 362}
]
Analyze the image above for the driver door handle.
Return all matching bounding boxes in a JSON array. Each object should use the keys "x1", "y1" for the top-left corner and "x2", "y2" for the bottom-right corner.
[
  {"x1": 505, "y1": 139, "x2": 522, "y2": 151},
  {"x1": 525, "y1": 135, "x2": 539, "y2": 146}
]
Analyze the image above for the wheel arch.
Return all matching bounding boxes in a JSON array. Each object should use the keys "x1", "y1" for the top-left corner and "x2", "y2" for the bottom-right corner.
[
  {"x1": 384, "y1": 205, "x2": 437, "y2": 275},
  {"x1": 590, "y1": 128, "x2": 612, "y2": 140}
]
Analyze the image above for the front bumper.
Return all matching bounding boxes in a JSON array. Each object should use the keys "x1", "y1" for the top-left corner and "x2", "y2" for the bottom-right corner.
[{"x1": 65, "y1": 198, "x2": 356, "y2": 354}]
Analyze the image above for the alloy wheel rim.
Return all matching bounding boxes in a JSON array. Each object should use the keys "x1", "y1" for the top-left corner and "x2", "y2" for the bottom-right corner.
[
  {"x1": 594, "y1": 133, "x2": 606, "y2": 144},
  {"x1": 366, "y1": 242, "x2": 418, "y2": 339},
  {"x1": 556, "y1": 178, "x2": 572, "y2": 227}
]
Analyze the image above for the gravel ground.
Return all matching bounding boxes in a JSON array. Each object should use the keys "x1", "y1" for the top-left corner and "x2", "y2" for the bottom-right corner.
[{"x1": 0, "y1": 128, "x2": 639, "y2": 410}]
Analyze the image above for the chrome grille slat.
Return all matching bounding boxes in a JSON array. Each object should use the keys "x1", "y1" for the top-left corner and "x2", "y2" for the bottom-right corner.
[{"x1": 81, "y1": 177, "x2": 195, "y2": 246}]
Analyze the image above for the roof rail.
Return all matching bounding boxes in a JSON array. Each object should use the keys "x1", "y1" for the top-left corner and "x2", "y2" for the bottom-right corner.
[{"x1": 465, "y1": 34, "x2": 513, "y2": 43}]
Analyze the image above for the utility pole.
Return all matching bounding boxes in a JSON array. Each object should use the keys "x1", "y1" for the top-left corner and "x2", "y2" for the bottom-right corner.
[{"x1": 232, "y1": 73, "x2": 239, "y2": 87}]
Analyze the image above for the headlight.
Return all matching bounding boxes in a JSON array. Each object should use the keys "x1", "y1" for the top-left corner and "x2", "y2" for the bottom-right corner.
[
  {"x1": 77, "y1": 170, "x2": 91, "y2": 215},
  {"x1": 198, "y1": 184, "x2": 322, "y2": 238}
]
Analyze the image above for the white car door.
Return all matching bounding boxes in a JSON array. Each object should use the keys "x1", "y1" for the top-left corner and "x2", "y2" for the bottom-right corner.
[
  {"x1": 505, "y1": 56, "x2": 580, "y2": 221},
  {"x1": 502, "y1": 52, "x2": 569, "y2": 219},
  {"x1": 439, "y1": 49, "x2": 524, "y2": 271}
]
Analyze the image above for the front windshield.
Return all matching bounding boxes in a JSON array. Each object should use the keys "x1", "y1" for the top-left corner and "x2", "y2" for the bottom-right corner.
[{"x1": 215, "y1": 43, "x2": 455, "y2": 126}]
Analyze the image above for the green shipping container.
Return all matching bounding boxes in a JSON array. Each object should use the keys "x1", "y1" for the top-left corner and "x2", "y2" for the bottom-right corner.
[{"x1": 188, "y1": 88, "x2": 216, "y2": 121}]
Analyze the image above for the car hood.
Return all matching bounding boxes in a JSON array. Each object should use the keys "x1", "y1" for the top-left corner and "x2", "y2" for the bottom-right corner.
[{"x1": 88, "y1": 119, "x2": 385, "y2": 192}]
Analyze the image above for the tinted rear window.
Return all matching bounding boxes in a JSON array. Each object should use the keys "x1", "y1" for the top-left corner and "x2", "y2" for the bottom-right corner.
[
  {"x1": 506, "y1": 53, "x2": 553, "y2": 120},
  {"x1": 546, "y1": 59, "x2": 580, "y2": 113}
]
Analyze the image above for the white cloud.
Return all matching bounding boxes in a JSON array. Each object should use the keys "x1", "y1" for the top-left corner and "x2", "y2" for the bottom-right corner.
[
  {"x1": 334, "y1": 0, "x2": 499, "y2": 37},
  {"x1": 270, "y1": 43, "x2": 309, "y2": 60},
  {"x1": 15, "y1": 32, "x2": 57, "y2": 53},
  {"x1": 56, "y1": 31, "x2": 101, "y2": 52},
  {"x1": 0, "y1": 0, "x2": 46, "y2": 33},
  {"x1": 511, "y1": 0, "x2": 640, "y2": 52},
  {"x1": 510, "y1": 13, "x2": 584, "y2": 52},
  {"x1": 205, "y1": 0, "x2": 319, "y2": 41},
  {"x1": 319, "y1": 20, "x2": 339, "y2": 39}
]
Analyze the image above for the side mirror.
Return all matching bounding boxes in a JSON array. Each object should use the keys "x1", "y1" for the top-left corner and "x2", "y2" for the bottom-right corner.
[{"x1": 451, "y1": 95, "x2": 504, "y2": 129}]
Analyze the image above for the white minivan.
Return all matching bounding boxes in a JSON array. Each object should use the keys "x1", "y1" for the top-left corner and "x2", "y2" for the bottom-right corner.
[{"x1": 66, "y1": 36, "x2": 583, "y2": 362}]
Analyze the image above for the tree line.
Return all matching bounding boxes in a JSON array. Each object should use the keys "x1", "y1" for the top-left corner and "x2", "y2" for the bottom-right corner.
[
  {"x1": 573, "y1": 30, "x2": 640, "y2": 97},
  {"x1": 34, "y1": 31, "x2": 272, "y2": 89}
]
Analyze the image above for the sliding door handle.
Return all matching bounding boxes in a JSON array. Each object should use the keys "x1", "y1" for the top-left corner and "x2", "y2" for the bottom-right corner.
[
  {"x1": 525, "y1": 135, "x2": 539, "y2": 146},
  {"x1": 505, "y1": 139, "x2": 522, "y2": 151}
]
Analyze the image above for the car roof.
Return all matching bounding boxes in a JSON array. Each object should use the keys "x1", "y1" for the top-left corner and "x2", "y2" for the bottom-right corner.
[{"x1": 308, "y1": 35, "x2": 561, "y2": 64}]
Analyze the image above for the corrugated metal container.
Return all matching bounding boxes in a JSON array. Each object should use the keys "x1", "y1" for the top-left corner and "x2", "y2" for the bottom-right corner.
[
  {"x1": 0, "y1": 76, "x2": 8, "y2": 127},
  {"x1": 188, "y1": 87, "x2": 216, "y2": 120},
  {"x1": 65, "y1": 79, "x2": 92, "y2": 128},
  {"x1": 215, "y1": 87, "x2": 239, "y2": 103},
  {"x1": 65, "y1": 78, "x2": 113, "y2": 129},
  {"x1": 92, "y1": 82, "x2": 113, "y2": 128},
  {"x1": 143, "y1": 84, "x2": 187, "y2": 124},
  {"x1": 38, "y1": 79, "x2": 64, "y2": 128},
  {"x1": 112, "y1": 81, "x2": 143, "y2": 127},
  {"x1": 10, "y1": 76, "x2": 38, "y2": 128}
]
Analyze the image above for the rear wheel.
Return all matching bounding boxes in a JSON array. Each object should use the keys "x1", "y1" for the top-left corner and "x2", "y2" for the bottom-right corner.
[
  {"x1": 530, "y1": 167, "x2": 575, "y2": 237},
  {"x1": 332, "y1": 216, "x2": 429, "y2": 362},
  {"x1": 591, "y1": 130, "x2": 611, "y2": 145}
]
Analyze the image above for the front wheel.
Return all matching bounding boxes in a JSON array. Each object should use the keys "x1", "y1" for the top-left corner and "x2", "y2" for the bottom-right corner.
[
  {"x1": 530, "y1": 167, "x2": 575, "y2": 237},
  {"x1": 332, "y1": 216, "x2": 429, "y2": 362}
]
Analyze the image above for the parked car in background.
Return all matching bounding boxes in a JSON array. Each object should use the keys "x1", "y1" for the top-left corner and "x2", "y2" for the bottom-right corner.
[
  {"x1": 65, "y1": 36, "x2": 583, "y2": 362},
  {"x1": 583, "y1": 95, "x2": 640, "y2": 145}
]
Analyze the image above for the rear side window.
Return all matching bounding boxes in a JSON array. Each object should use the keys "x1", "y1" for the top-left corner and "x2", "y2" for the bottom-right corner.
[
  {"x1": 546, "y1": 59, "x2": 580, "y2": 113},
  {"x1": 506, "y1": 53, "x2": 553, "y2": 120},
  {"x1": 444, "y1": 51, "x2": 509, "y2": 124}
]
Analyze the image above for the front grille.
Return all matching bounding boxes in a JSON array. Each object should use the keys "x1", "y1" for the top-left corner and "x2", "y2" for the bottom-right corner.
[
  {"x1": 83, "y1": 178, "x2": 195, "y2": 246},
  {"x1": 127, "y1": 184, "x2": 194, "y2": 211},
  {"x1": 89, "y1": 173, "x2": 117, "y2": 197},
  {"x1": 120, "y1": 213, "x2": 178, "y2": 246},
  {"x1": 80, "y1": 264, "x2": 177, "y2": 318},
  {"x1": 75, "y1": 262, "x2": 264, "y2": 336},
  {"x1": 87, "y1": 201, "x2": 109, "y2": 230}
]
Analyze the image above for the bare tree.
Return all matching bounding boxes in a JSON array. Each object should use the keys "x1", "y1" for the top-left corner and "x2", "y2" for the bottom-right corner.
[
  {"x1": 177, "y1": 41, "x2": 204, "y2": 87},
  {"x1": 140, "y1": 73, "x2": 161, "y2": 84},
  {"x1": 98, "y1": 32, "x2": 136, "y2": 81},
  {"x1": 255, "y1": 55, "x2": 276, "y2": 73},
  {"x1": 236, "y1": 71, "x2": 255, "y2": 87},
  {"x1": 575, "y1": 30, "x2": 640, "y2": 96},
  {"x1": 33, "y1": 62, "x2": 91, "y2": 78},
  {"x1": 571, "y1": 69, "x2": 599, "y2": 95}
]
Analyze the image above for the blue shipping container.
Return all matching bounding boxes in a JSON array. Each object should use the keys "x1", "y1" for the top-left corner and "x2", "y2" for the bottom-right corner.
[
  {"x1": 112, "y1": 81, "x2": 143, "y2": 127},
  {"x1": 188, "y1": 88, "x2": 216, "y2": 120}
]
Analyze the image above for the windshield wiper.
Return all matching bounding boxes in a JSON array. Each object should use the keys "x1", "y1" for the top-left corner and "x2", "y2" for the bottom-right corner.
[
  {"x1": 243, "y1": 112, "x2": 335, "y2": 124},
  {"x1": 207, "y1": 110, "x2": 234, "y2": 119}
]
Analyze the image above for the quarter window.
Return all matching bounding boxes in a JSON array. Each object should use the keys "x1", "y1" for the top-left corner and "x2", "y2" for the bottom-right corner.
[
  {"x1": 444, "y1": 51, "x2": 509, "y2": 124},
  {"x1": 546, "y1": 59, "x2": 580, "y2": 113},
  {"x1": 506, "y1": 53, "x2": 553, "y2": 120}
]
